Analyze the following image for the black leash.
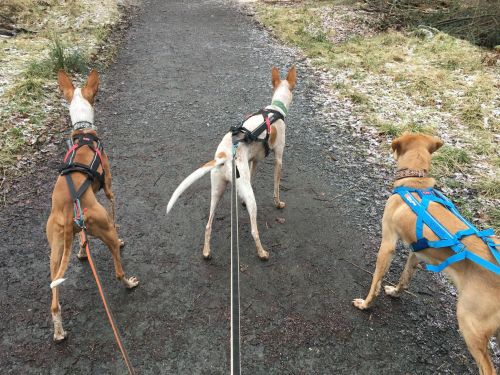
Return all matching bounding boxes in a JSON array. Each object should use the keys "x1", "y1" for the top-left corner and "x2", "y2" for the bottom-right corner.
[{"x1": 230, "y1": 142, "x2": 241, "y2": 375}]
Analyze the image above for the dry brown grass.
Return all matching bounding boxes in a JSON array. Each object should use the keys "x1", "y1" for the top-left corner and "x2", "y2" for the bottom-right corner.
[{"x1": 255, "y1": 1, "x2": 499, "y2": 230}]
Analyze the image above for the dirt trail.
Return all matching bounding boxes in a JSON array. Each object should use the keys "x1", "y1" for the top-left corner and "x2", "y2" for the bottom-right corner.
[{"x1": 0, "y1": 0, "x2": 479, "y2": 373}]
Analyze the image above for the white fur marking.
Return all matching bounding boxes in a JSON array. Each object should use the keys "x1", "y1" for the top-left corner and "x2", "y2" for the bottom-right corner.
[
  {"x1": 50, "y1": 278, "x2": 66, "y2": 289},
  {"x1": 69, "y1": 88, "x2": 94, "y2": 125}
]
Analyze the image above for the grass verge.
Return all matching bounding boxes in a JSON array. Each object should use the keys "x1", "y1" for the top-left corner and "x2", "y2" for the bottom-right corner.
[
  {"x1": 254, "y1": 1, "x2": 499, "y2": 230},
  {"x1": 0, "y1": 0, "x2": 124, "y2": 174}
]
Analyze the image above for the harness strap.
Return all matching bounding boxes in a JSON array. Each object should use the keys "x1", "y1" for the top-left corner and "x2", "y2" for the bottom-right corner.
[
  {"x1": 415, "y1": 192, "x2": 430, "y2": 242},
  {"x1": 64, "y1": 144, "x2": 79, "y2": 163},
  {"x1": 65, "y1": 174, "x2": 92, "y2": 203},
  {"x1": 427, "y1": 248, "x2": 500, "y2": 274},
  {"x1": 230, "y1": 108, "x2": 284, "y2": 158},
  {"x1": 394, "y1": 186, "x2": 500, "y2": 274},
  {"x1": 264, "y1": 116, "x2": 271, "y2": 133},
  {"x1": 59, "y1": 134, "x2": 105, "y2": 191}
]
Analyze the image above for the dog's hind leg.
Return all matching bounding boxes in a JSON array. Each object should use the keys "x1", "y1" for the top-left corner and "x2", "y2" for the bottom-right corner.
[
  {"x1": 250, "y1": 160, "x2": 258, "y2": 183},
  {"x1": 203, "y1": 170, "x2": 227, "y2": 259},
  {"x1": 384, "y1": 252, "x2": 419, "y2": 298},
  {"x1": 237, "y1": 175, "x2": 269, "y2": 260},
  {"x1": 47, "y1": 217, "x2": 72, "y2": 342},
  {"x1": 242, "y1": 160, "x2": 258, "y2": 208},
  {"x1": 457, "y1": 299, "x2": 496, "y2": 375},
  {"x1": 88, "y1": 204, "x2": 139, "y2": 289},
  {"x1": 51, "y1": 221, "x2": 74, "y2": 287},
  {"x1": 353, "y1": 221, "x2": 398, "y2": 310}
]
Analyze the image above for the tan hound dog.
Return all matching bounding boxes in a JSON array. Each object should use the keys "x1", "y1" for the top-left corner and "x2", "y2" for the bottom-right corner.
[
  {"x1": 353, "y1": 133, "x2": 500, "y2": 375},
  {"x1": 47, "y1": 70, "x2": 139, "y2": 342}
]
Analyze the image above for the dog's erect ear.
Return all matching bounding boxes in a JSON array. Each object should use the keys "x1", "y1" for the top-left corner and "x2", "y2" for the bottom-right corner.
[
  {"x1": 286, "y1": 65, "x2": 296, "y2": 90},
  {"x1": 82, "y1": 69, "x2": 100, "y2": 104},
  {"x1": 271, "y1": 66, "x2": 281, "y2": 90},
  {"x1": 58, "y1": 70, "x2": 75, "y2": 102},
  {"x1": 391, "y1": 137, "x2": 402, "y2": 159},
  {"x1": 426, "y1": 136, "x2": 444, "y2": 154}
]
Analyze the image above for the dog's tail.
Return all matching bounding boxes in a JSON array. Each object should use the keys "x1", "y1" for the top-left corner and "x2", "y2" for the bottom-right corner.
[
  {"x1": 167, "y1": 153, "x2": 227, "y2": 214},
  {"x1": 50, "y1": 218, "x2": 74, "y2": 289}
]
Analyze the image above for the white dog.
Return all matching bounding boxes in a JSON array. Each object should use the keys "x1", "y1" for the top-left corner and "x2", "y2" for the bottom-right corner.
[{"x1": 167, "y1": 66, "x2": 296, "y2": 260}]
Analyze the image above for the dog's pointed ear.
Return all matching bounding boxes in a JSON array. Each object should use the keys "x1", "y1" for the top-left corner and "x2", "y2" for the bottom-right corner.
[
  {"x1": 271, "y1": 66, "x2": 281, "y2": 90},
  {"x1": 58, "y1": 70, "x2": 75, "y2": 102},
  {"x1": 427, "y1": 136, "x2": 444, "y2": 154},
  {"x1": 391, "y1": 137, "x2": 402, "y2": 159},
  {"x1": 286, "y1": 65, "x2": 296, "y2": 90},
  {"x1": 82, "y1": 69, "x2": 100, "y2": 104}
]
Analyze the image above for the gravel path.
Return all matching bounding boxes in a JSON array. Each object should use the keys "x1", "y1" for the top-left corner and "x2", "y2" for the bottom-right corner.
[{"x1": 0, "y1": 0, "x2": 478, "y2": 373}]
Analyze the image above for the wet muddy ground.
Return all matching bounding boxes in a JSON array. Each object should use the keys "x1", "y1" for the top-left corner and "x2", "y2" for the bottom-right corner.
[{"x1": 0, "y1": 0, "x2": 485, "y2": 373}]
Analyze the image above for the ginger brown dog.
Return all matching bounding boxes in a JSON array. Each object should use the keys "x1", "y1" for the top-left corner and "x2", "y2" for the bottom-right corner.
[
  {"x1": 353, "y1": 133, "x2": 500, "y2": 374},
  {"x1": 46, "y1": 70, "x2": 139, "y2": 342}
]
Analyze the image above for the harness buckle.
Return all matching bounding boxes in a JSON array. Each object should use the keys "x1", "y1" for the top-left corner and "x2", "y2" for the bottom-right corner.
[{"x1": 411, "y1": 238, "x2": 429, "y2": 251}]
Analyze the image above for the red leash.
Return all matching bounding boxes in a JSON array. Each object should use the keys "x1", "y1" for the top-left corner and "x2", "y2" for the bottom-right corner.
[{"x1": 79, "y1": 230, "x2": 136, "y2": 375}]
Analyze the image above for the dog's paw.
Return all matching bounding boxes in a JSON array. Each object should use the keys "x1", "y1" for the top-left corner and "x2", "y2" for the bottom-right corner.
[
  {"x1": 275, "y1": 200, "x2": 286, "y2": 209},
  {"x1": 53, "y1": 330, "x2": 68, "y2": 343},
  {"x1": 384, "y1": 285, "x2": 401, "y2": 298},
  {"x1": 77, "y1": 247, "x2": 87, "y2": 260},
  {"x1": 123, "y1": 276, "x2": 139, "y2": 289},
  {"x1": 203, "y1": 246, "x2": 212, "y2": 260},
  {"x1": 119, "y1": 239, "x2": 125, "y2": 248},
  {"x1": 258, "y1": 250, "x2": 269, "y2": 261},
  {"x1": 352, "y1": 298, "x2": 369, "y2": 310}
]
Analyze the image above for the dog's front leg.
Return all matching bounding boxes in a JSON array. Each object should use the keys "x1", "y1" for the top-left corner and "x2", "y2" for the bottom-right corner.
[
  {"x1": 384, "y1": 252, "x2": 419, "y2": 297},
  {"x1": 273, "y1": 145, "x2": 285, "y2": 209},
  {"x1": 353, "y1": 223, "x2": 398, "y2": 310},
  {"x1": 101, "y1": 153, "x2": 125, "y2": 247},
  {"x1": 101, "y1": 152, "x2": 117, "y2": 222},
  {"x1": 89, "y1": 204, "x2": 139, "y2": 289}
]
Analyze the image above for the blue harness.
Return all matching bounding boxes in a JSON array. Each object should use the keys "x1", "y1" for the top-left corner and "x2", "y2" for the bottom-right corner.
[{"x1": 393, "y1": 186, "x2": 500, "y2": 274}]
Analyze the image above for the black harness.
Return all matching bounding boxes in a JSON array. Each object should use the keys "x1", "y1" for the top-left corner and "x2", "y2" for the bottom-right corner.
[
  {"x1": 59, "y1": 133, "x2": 105, "y2": 203},
  {"x1": 230, "y1": 109, "x2": 284, "y2": 157}
]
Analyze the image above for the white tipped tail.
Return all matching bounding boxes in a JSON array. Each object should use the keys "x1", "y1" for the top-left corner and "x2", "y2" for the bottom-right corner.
[
  {"x1": 50, "y1": 278, "x2": 66, "y2": 289},
  {"x1": 167, "y1": 156, "x2": 226, "y2": 214}
]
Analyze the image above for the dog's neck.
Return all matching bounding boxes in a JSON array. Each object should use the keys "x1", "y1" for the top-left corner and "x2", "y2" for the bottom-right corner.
[
  {"x1": 71, "y1": 129, "x2": 98, "y2": 138},
  {"x1": 267, "y1": 84, "x2": 292, "y2": 118},
  {"x1": 69, "y1": 88, "x2": 95, "y2": 129},
  {"x1": 393, "y1": 149, "x2": 436, "y2": 189}
]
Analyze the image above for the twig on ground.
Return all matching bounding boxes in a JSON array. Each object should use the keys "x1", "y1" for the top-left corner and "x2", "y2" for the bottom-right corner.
[
  {"x1": 313, "y1": 197, "x2": 329, "y2": 202},
  {"x1": 153, "y1": 171, "x2": 165, "y2": 186},
  {"x1": 340, "y1": 258, "x2": 418, "y2": 298}
]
